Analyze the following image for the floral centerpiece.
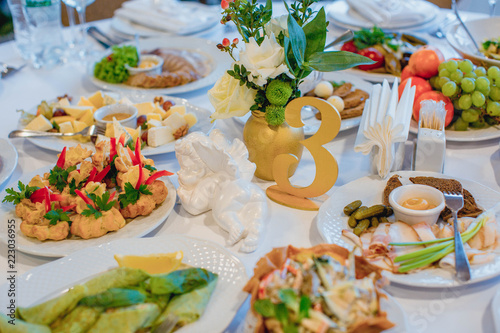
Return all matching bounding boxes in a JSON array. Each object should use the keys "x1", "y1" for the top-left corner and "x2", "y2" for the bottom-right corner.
[{"x1": 208, "y1": 0, "x2": 374, "y2": 126}]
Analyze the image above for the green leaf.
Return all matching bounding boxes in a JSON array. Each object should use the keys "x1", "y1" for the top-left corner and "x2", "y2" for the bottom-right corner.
[
  {"x1": 118, "y1": 182, "x2": 152, "y2": 208},
  {"x1": 287, "y1": 14, "x2": 306, "y2": 67},
  {"x1": 275, "y1": 303, "x2": 290, "y2": 327},
  {"x1": 278, "y1": 289, "x2": 298, "y2": 312},
  {"x1": 308, "y1": 51, "x2": 375, "y2": 72},
  {"x1": 44, "y1": 208, "x2": 71, "y2": 225},
  {"x1": 254, "y1": 299, "x2": 275, "y2": 318},
  {"x1": 48, "y1": 165, "x2": 77, "y2": 192},
  {"x1": 302, "y1": 7, "x2": 327, "y2": 61},
  {"x1": 298, "y1": 295, "x2": 311, "y2": 321},
  {"x1": 2, "y1": 181, "x2": 40, "y2": 205},
  {"x1": 283, "y1": 37, "x2": 299, "y2": 77}
]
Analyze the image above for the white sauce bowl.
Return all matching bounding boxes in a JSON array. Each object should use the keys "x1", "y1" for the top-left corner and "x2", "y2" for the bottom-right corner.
[
  {"x1": 94, "y1": 103, "x2": 138, "y2": 130},
  {"x1": 389, "y1": 184, "x2": 445, "y2": 226},
  {"x1": 125, "y1": 54, "x2": 163, "y2": 76}
]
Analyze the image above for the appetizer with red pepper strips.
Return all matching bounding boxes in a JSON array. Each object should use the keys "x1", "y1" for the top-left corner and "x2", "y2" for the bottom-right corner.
[{"x1": 3, "y1": 140, "x2": 172, "y2": 241}]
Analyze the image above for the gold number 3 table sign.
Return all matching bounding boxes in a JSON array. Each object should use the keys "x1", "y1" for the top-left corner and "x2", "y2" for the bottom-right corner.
[{"x1": 266, "y1": 97, "x2": 341, "y2": 211}]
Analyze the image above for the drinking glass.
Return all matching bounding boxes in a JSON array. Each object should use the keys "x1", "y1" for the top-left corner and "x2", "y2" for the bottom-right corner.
[
  {"x1": 488, "y1": 0, "x2": 497, "y2": 17},
  {"x1": 62, "y1": 0, "x2": 96, "y2": 58}
]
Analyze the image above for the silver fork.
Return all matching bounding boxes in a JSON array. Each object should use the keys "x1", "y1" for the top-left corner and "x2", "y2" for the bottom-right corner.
[
  {"x1": 9, "y1": 125, "x2": 105, "y2": 142},
  {"x1": 443, "y1": 191, "x2": 471, "y2": 282},
  {"x1": 451, "y1": 0, "x2": 481, "y2": 55},
  {"x1": 0, "y1": 63, "x2": 26, "y2": 79}
]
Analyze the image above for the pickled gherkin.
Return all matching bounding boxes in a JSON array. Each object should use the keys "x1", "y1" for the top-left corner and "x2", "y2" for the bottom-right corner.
[
  {"x1": 348, "y1": 215, "x2": 358, "y2": 228},
  {"x1": 343, "y1": 200, "x2": 362, "y2": 216},
  {"x1": 379, "y1": 216, "x2": 389, "y2": 223},
  {"x1": 353, "y1": 219, "x2": 370, "y2": 236},
  {"x1": 383, "y1": 206, "x2": 393, "y2": 217},
  {"x1": 353, "y1": 205, "x2": 385, "y2": 220},
  {"x1": 370, "y1": 216, "x2": 379, "y2": 228}
]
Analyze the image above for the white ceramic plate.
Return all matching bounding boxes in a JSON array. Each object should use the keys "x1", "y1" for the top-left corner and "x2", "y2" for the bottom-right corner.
[
  {"x1": 409, "y1": 119, "x2": 500, "y2": 142},
  {"x1": 234, "y1": 72, "x2": 373, "y2": 135},
  {"x1": 326, "y1": 0, "x2": 438, "y2": 31},
  {"x1": 0, "y1": 139, "x2": 18, "y2": 188},
  {"x1": 242, "y1": 290, "x2": 408, "y2": 333},
  {"x1": 0, "y1": 235, "x2": 248, "y2": 332},
  {"x1": 88, "y1": 36, "x2": 231, "y2": 95},
  {"x1": 18, "y1": 94, "x2": 213, "y2": 156},
  {"x1": 446, "y1": 17, "x2": 500, "y2": 68},
  {"x1": 0, "y1": 166, "x2": 177, "y2": 257},
  {"x1": 316, "y1": 170, "x2": 500, "y2": 288}
]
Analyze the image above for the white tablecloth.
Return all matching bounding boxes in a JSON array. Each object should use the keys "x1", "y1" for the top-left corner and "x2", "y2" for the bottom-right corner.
[{"x1": 0, "y1": 5, "x2": 499, "y2": 333}]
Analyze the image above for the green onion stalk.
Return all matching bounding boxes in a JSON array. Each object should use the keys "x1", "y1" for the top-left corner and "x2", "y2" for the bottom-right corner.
[{"x1": 388, "y1": 211, "x2": 494, "y2": 273}]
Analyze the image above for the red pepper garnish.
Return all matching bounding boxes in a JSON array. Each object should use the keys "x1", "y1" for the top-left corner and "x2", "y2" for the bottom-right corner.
[
  {"x1": 49, "y1": 193, "x2": 66, "y2": 202},
  {"x1": 94, "y1": 165, "x2": 110, "y2": 183},
  {"x1": 44, "y1": 187, "x2": 51, "y2": 213},
  {"x1": 134, "y1": 137, "x2": 142, "y2": 167},
  {"x1": 127, "y1": 146, "x2": 139, "y2": 166},
  {"x1": 108, "y1": 191, "x2": 116, "y2": 203},
  {"x1": 118, "y1": 133, "x2": 126, "y2": 147},
  {"x1": 61, "y1": 204, "x2": 76, "y2": 212},
  {"x1": 110, "y1": 137, "x2": 117, "y2": 161},
  {"x1": 30, "y1": 187, "x2": 48, "y2": 203},
  {"x1": 144, "y1": 170, "x2": 173, "y2": 185},
  {"x1": 75, "y1": 189, "x2": 95, "y2": 209},
  {"x1": 135, "y1": 166, "x2": 144, "y2": 190},
  {"x1": 56, "y1": 147, "x2": 67, "y2": 169},
  {"x1": 84, "y1": 168, "x2": 98, "y2": 186}
]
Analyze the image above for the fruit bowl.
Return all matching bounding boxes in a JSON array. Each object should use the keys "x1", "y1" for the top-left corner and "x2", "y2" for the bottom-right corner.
[{"x1": 445, "y1": 17, "x2": 500, "y2": 68}]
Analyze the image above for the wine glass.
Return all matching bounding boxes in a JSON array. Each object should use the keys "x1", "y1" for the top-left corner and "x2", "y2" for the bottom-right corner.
[
  {"x1": 62, "y1": 0, "x2": 96, "y2": 58},
  {"x1": 488, "y1": 0, "x2": 497, "y2": 17}
]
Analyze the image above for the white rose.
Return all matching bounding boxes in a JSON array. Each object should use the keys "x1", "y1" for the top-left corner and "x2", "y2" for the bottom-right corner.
[
  {"x1": 239, "y1": 33, "x2": 290, "y2": 87},
  {"x1": 265, "y1": 15, "x2": 288, "y2": 38},
  {"x1": 208, "y1": 72, "x2": 258, "y2": 120}
]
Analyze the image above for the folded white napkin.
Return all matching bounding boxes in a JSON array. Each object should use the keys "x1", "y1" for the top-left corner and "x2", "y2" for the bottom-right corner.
[
  {"x1": 345, "y1": 0, "x2": 432, "y2": 27},
  {"x1": 114, "y1": 0, "x2": 220, "y2": 35},
  {"x1": 354, "y1": 79, "x2": 416, "y2": 179}
]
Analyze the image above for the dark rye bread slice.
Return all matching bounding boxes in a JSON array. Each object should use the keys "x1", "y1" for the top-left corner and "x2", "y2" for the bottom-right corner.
[
  {"x1": 382, "y1": 175, "x2": 483, "y2": 221},
  {"x1": 409, "y1": 176, "x2": 483, "y2": 221}
]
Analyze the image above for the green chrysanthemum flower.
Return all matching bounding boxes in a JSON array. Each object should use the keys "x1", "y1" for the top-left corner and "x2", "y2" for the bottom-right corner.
[
  {"x1": 265, "y1": 80, "x2": 293, "y2": 106},
  {"x1": 265, "y1": 104, "x2": 286, "y2": 126}
]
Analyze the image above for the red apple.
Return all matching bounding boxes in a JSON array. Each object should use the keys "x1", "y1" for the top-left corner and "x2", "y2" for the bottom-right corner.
[
  {"x1": 399, "y1": 76, "x2": 432, "y2": 100},
  {"x1": 413, "y1": 91, "x2": 454, "y2": 127}
]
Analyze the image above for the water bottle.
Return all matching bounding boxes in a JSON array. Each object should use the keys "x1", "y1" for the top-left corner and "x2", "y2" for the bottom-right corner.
[
  {"x1": 17, "y1": 0, "x2": 65, "y2": 68},
  {"x1": 6, "y1": 0, "x2": 31, "y2": 60}
]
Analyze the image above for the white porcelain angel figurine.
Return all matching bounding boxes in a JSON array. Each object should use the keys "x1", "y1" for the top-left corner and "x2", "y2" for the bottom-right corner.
[{"x1": 175, "y1": 130, "x2": 267, "y2": 253}]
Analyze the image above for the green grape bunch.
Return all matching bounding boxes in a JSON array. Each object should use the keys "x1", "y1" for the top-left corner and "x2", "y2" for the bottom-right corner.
[{"x1": 431, "y1": 59, "x2": 500, "y2": 130}]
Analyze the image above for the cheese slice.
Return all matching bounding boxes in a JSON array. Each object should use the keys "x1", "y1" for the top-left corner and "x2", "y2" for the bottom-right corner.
[
  {"x1": 77, "y1": 96, "x2": 95, "y2": 108},
  {"x1": 119, "y1": 97, "x2": 134, "y2": 105},
  {"x1": 162, "y1": 112, "x2": 187, "y2": 130},
  {"x1": 95, "y1": 134, "x2": 111, "y2": 146},
  {"x1": 148, "y1": 126, "x2": 174, "y2": 147},
  {"x1": 147, "y1": 119, "x2": 163, "y2": 129},
  {"x1": 53, "y1": 97, "x2": 70, "y2": 108},
  {"x1": 62, "y1": 106, "x2": 94, "y2": 119},
  {"x1": 184, "y1": 113, "x2": 198, "y2": 128},
  {"x1": 105, "y1": 123, "x2": 114, "y2": 138},
  {"x1": 113, "y1": 118, "x2": 133, "y2": 145},
  {"x1": 72, "y1": 120, "x2": 87, "y2": 133},
  {"x1": 52, "y1": 116, "x2": 76, "y2": 125},
  {"x1": 87, "y1": 91, "x2": 105, "y2": 109},
  {"x1": 124, "y1": 126, "x2": 139, "y2": 142},
  {"x1": 79, "y1": 109, "x2": 94, "y2": 127},
  {"x1": 25, "y1": 114, "x2": 53, "y2": 131},
  {"x1": 58, "y1": 121, "x2": 74, "y2": 133},
  {"x1": 135, "y1": 102, "x2": 156, "y2": 116},
  {"x1": 147, "y1": 113, "x2": 162, "y2": 122},
  {"x1": 103, "y1": 94, "x2": 117, "y2": 106},
  {"x1": 170, "y1": 105, "x2": 186, "y2": 115},
  {"x1": 153, "y1": 105, "x2": 168, "y2": 120}
]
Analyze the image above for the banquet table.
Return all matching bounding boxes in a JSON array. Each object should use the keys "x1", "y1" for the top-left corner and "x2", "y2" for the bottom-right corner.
[{"x1": 1, "y1": 3, "x2": 500, "y2": 332}]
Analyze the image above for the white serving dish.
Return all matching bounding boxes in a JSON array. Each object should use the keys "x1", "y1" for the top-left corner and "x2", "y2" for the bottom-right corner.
[{"x1": 94, "y1": 103, "x2": 138, "y2": 129}]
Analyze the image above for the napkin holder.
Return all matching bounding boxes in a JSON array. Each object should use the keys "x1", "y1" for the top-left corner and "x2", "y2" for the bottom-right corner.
[{"x1": 414, "y1": 100, "x2": 446, "y2": 173}]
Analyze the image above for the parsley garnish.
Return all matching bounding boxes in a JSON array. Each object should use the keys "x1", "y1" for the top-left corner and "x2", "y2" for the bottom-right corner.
[
  {"x1": 81, "y1": 191, "x2": 117, "y2": 219},
  {"x1": 2, "y1": 181, "x2": 40, "y2": 204},
  {"x1": 144, "y1": 164, "x2": 157, "y2": 172},
  {"x1": 52, "y1": 121, "x2": 60, "y2": 131},
  {"x1": 44, "y1": 208, "x2": 71, "y2": 225},
  {"x1": 68, "y1": 178, "x2": 86, "y2": 196},
  {"x1": 48, "y1": 165, "x2": 76, "y2": 192},
  {"x1": 353, "y1": 26, "x2": 389, "y2": 50},
  {"x1": 118, "y1": 183, "x2": 152, "y2": 208}
]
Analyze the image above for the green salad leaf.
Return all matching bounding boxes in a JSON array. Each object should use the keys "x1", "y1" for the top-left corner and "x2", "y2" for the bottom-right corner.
[{"x1": 94, "y1": 45, "x2": 139, "y2": 83}]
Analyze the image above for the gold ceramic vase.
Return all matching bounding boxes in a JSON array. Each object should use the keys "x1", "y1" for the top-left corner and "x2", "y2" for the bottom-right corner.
[{"x1": 243, "y1": 110, "x2": 304, "y2": 181}]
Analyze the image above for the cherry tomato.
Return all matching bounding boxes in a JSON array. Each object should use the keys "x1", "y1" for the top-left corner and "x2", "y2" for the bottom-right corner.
[
  {"x1": 357, "y1": 47, "x2": 385, "y2": 71},
  {"x1": 408, "y1": 46, "x2": 444, "y2": 79},
  {"x1": 340, "y1": 41, "x2": 358, "y2": 53},
  {"x1": 399, "y1": 76, "x2": 432, "y2": 100},
  {"x1": 413, "y1": 91, "x2": 454, "y2": 127}
]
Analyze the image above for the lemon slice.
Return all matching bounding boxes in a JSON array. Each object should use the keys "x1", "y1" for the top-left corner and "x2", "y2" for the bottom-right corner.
[{"x1": 114, "y1": 251, "x2": 183, "y2": 275}]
